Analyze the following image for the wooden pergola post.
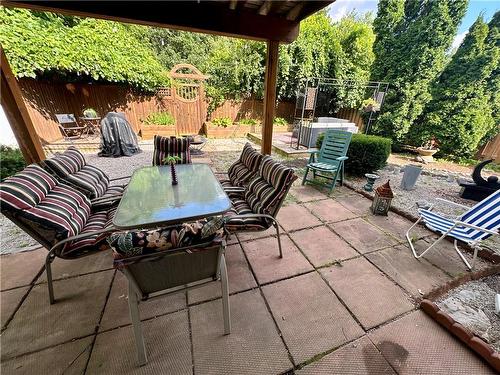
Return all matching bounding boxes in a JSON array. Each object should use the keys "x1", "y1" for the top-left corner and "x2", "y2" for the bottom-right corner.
[
  {"x1": 261, "y1": 40, "x2": 279, "y2": 155},
  {"x1": 1, "y1": 50, "x2": 45, "y2": 163}
]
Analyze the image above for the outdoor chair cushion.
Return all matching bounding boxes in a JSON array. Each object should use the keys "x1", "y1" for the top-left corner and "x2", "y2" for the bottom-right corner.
[
  {"x1": 42, "y1": 146, "x2": 111, "y2": 200},
  {"x1": 222, "y1": 143, "x2": 262, "y2": 187},
  {"x1": 152, "y1": 135, "x2": 191, "y2": 165},
  {"x1": 223, "y1": 199, "x2": 268, "y2": 231}
]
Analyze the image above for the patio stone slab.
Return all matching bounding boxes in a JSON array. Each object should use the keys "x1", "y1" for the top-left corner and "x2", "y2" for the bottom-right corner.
[
  {"x1": 188, "y1": 244, "x2": 257, "y2": 304},
  {"x1": 241, "y1": 236, "x2": 313, "y2": 284},
  {"x1": 320, "y1": 258, "x2": 414, "y2": 329},
  {"x1": 411, "y1": 238, "x2": 491, "y2": 277},
  {"x1": 289, "y1": 226, "x2": 358, "y2": 267},
  {"x1": 369, "y1": 310, "x2": 496, "y2": 374},
  {"x1": 191, "y1": 289, "x2": 292, "y2": 374},
  {"x1": 1, "y1": 336, "x2": 92, "y2": 375},
  {"x1": 1, "y1": 248, "x2": 45, "y2": 291},
  {"x1": 296, "y1": 336, "x2": 396, "y2": 375},
  {"x1": 88, "y1": 310, "x2": 192, "y2": 374},
  {"x1": 262, "y1": 272, "x2": 364, "y2": 364},
  {"x1": 38, "y1": 250, "x2": 113, "y2": 283},
  {"x1": 330, "y1": 218, "x2": 398, "y2": 254},
  {"x1": 335, "y1": 194, "x2": 373, "y2": 216},
  {"x1": 303, "y1": 199, "x2": 358, "y2": 223},
  {"x1": 237, "y1": 226, "x2": 276, "y2": 242},
  {"x1": 367, "y1": 213, "x2": 431, "y2": 242},
  {"x1": 1, "y1": 271, "x2": 113, "y2": 359},
  {"x1": 1, "y1": 286, "x2": 29, "y2": 328},
  {"x1": 99, "y1": 272, "x2": 186, "y2": 331},
  {"x1": 289, "y1": 185, "x2": 328, "y2": 203},
  {"x1": 366, "y1": 245, "x2": 452, "y2": 298},
  {"x1": 277, "y1": 205, "x2": 322, "y2": 232}
]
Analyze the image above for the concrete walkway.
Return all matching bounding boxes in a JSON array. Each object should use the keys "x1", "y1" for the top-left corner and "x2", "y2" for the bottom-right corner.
[{"x1": 1, "y1": 154, "x2": 497, "y2": 374}]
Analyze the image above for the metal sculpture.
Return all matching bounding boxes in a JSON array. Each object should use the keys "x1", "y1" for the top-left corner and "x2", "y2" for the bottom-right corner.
[{"x1": 458, "y1": 159, "x2": 500, "y2": 201}]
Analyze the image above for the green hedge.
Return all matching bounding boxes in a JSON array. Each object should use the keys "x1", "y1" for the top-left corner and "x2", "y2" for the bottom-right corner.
[
  {"x1": 0, "y1": 146, "x2": 26, "y2": 180},
  {"x1": 316, "y1": 133, "x2": 391, "y2": 176}
]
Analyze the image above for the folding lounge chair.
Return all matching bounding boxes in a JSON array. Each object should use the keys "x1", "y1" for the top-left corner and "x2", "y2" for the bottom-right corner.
[
  {"x1": 109, "y1": 223, "x2": 230, "y2": 365},
  {"x1": 41, "y1": 146, "x2": 129, "y2": 209},
  {"x1": 224, "y1": 156, "x2": 297, "y2": 257},
  {"x1": 0, "y1": 165, "x2": 118, "y2": 304},
  {"x1": 406, "y1": 190, "x2": 500, "y2": 270},
  {"x1": 55, "y1": 114, "x2": 87, "y2": 140},
  {"x1": 302, "y1": 130, "x2": 352, "y2": 193},
  {"x1": 152, "y1": 135, "x2": 191, "y2": 165}
]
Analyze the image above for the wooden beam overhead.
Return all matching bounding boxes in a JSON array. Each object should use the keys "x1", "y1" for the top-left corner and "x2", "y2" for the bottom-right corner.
[
  {"x1": 258, "y1": 1, "x2": 273, "y2": 16},
  {"x1": 286, "y1": 3, "x2": 305, "y2": 21}
]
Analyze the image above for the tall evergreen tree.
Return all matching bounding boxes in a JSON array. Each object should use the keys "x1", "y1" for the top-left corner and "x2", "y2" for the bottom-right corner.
[
  {"x1": 370, "y1": 0, "x2": 468, "y2": 146},
  {"x1": 413, "y1": 12, "x2": 499, "y2": 157}
]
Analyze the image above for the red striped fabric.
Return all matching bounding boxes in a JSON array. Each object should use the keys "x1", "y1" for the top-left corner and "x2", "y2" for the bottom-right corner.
[{"x1": 152, "y1": 136, "x2": 191, "y2": 165}]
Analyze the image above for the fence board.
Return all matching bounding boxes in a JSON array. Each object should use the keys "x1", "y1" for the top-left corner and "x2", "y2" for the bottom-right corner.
[{"x1": 477, "y1": 133, "x2": 500, "y2": 163}]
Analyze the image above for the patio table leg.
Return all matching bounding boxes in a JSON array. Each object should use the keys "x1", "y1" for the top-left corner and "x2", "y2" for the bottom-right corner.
[{"x1": 128, "y1": 283, "x2": 147, "y2": 366}]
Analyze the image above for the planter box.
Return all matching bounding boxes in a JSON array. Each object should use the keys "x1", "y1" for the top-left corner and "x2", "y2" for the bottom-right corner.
[
  {"x1": 254, "y1": 124, "x2": 292, "y2": 134},
  {"x1": 140, "y1": 125, "x2": 176, "y2": 140},
  {"x1": 205, "y1": 122, "x2": 254, "y2": 138}
]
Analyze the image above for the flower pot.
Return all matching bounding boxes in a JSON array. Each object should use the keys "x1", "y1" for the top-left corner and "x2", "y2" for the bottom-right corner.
[
  {"x1": 416, "y1": 147, "x2": 439, "y2": 163},
  {"x1": 140, "y1": 125, "x2": 176, "y2": 140}
]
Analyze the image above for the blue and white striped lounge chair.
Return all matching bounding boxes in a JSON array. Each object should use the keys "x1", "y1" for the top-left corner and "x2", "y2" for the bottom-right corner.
[{"x1": 406, "y1": 190, "x2": 500, "y2": 270}]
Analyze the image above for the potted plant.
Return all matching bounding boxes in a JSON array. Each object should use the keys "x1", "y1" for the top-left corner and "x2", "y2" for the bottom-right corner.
[
  {"x1": 361, "y1": 98, "x2": 380, "y2": 113},
  {"x1": 83, "y1": 108, "x2": 99, "y2": 119},
  {"x1": 163, "y1": 155, "x2": 182, "y2": 185},
  {"x1": 140, "y1": 111, "x2": 176, "y2": 139}
]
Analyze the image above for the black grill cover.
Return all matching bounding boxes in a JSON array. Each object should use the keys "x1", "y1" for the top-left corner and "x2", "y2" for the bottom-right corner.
[{"x1": 99, "y1": 112, "x2": 141, "y2": 157}]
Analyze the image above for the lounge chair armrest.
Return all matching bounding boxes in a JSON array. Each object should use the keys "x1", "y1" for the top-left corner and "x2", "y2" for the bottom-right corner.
[
  {"x1": 455, "y1": 221, "x2": 499, "y2": 236},
  {"x1": 336, "y1": 156, "x2": 348, "y2": 161},
  {"x1": 91, "y1": 194, "x2": 122, "y2": 205},
  {"x1": 50, "y1": 226, "x2": 118, "y2": 256},
  {"x1": 435, "y1": 197, "x2": 470, "y2": 210},
  {"x1": 109, "y1": 175, "x2": 131, "y2": 182}
]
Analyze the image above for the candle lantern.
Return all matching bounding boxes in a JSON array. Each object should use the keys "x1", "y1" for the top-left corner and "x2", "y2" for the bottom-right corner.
[{"x1": 371, "y1": 180, "x2": 394, "y2": 215}]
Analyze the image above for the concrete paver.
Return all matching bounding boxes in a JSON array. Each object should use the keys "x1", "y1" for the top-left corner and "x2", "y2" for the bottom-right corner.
[
  {"x1": 290, "y1": 226, "x2": 358, "y2": 267},
  {"x1": 277, "y1": 205, "x2": 322, "y2": 232},
  {"x1": 367, "y1": 213, "x2": 431, "y2": 242},
  {"x1": 369, "y1": 310, "x2": 496, "y2": 374},
  {"x1": 191, "y1": 289, "x2": 292, "y2": 374},
  {"x1": 1, "y1": 286, "x2": 29, "y2": 328},
  {"x1": 289, "y1": 185, "x2": 328, "y2": 203},
  {"x1": 320, "y1": 257, "x2": 414, "y2": 329},
  {"x1": 263, "y1": 273, "x2": 364, "y2": 364},
  {"x1": 1, "y1": 248, "x2": 45, "y2": 291},
  {"x1": 304, "y1": 199, "x2": 358, "y2": 223},
  {"x1": 335, "y1": 194, "x2": 373, "y2": 216},
  {"x1": 241, "y1": 235, "x2": 313, "y2": 284}
]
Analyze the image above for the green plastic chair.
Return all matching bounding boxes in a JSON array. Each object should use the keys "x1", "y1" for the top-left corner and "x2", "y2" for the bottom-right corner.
[{"x1": 302, "y1": 130, "x2": 352, "y2": 192}]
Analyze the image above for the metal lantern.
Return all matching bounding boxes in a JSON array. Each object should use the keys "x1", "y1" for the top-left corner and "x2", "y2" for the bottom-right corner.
[{"x1": 371, "y1": 180, "x2": 394, "y2": 216}]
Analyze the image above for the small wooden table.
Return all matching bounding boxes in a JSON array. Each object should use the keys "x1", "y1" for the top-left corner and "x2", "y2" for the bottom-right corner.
[
  {"x1": 113, "y1": 164, "x2": 231, "y2": 229},
  {"x1": 79, "y1": 117, "x2": 102, "y2": 136}
]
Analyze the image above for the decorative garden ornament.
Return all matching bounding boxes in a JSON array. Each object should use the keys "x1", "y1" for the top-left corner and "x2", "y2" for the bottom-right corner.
[
  {"x1": 163, "y1": 156, "x2": 182, "y2": 185},
  {"x1": 363, "y1": 173, "x2": 380, "y2": 192},
  {"x1": 371, "y1": 180, "x2": 394, "y2": 216}
]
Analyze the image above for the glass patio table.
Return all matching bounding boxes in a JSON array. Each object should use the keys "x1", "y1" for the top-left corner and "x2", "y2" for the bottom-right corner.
[{"x1": 113, "y1": 164, "x2": 231, "y2": 229}]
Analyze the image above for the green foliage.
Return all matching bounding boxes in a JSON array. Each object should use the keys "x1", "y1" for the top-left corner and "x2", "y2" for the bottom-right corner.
[
  {"x1": 0, "y1": 146, "x2": 26, "y2": 180},
  {"x1": 413, "y1": 12, "x2": 499, "y2": 158},
  {"x1": 211, "y1": 117, "x2": 232, "y2": 128},
  {"x1": 371, "y1": 0, "x2": 468, "y2": 145},
  {"x1": 144, "y1": 111, "x2": 175, "y2": 126},
  {"x1": 0, "y1": 7, "x2": 168, "y2": 91},
  {"x1": 239, "y1": 118, "x2": 259, "y2": 125},
  {"x1": 83, "y1": 108, "x2": 98, "y2": 118},
  {"x1": 316, "y1": 133, "x2": 392, "y2": 175},
  {"x1": 273, "y1": 117, "x2": 288, "y2": 126},
  {"x1": 163, "y1": 155, "x2": 182, "y2": 165}
]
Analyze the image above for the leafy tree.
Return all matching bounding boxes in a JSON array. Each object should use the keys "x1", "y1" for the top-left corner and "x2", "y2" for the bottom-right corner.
[
  {"x1": 413, "y1": 12, "x2": 499, "y2": 157},
  {"x1": 371, "y1": 0, "x2": 468, "y2": 146},
  {"x1": 0, "y1": 7, "x2": 168, "y2": 91}
]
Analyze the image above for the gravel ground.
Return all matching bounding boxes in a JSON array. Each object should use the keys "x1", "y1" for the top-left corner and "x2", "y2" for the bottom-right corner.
[{"x1": 437, "y1": 275, "x2": 500, "y2": 352}]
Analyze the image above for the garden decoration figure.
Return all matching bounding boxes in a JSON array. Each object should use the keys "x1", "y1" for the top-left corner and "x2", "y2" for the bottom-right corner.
[
  {"x1": 371, "y1": 180, "x2": 394, "y2": 216},
  {"x1": 163, "y1": 156, "x2": 182, "y2": 185},
  {"x1": 416, "y1": 138, "x2": 439, "y2": 163},
  {"x1": 363, "y1": 173, "x2": 380, "y2": 192},
  {"x1": 458, "y1": 159, "x2": 500, "y2": 201}
]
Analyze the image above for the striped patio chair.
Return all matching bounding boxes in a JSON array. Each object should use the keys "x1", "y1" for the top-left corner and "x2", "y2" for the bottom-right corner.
[
  {"x1": 152, "y1": 135, "x2": 191, "y2": 165},
  {"x1": 219, "y1": 142, "x2": 263, "y2": 193},
  {"x1": 41, "y1": 146, "x2": 128, "y2": 209},
  {"x1": 406, "y1": 190, "x2": 500, "y2": 270},
  {"x1": 224, "y1": 156, "x2": 297, "y2": 257}
]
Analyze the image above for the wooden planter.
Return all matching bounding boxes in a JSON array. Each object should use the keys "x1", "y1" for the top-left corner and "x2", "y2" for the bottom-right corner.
[
  {"x1": 140, "y1": 125, "x2": 176, "y2": 140},
  {"x1": 205, "y1": 122, "x2": 254, "y2": 138},
  {"x1": 253, "y1": 124, "x2": 291, "y2": 134}
]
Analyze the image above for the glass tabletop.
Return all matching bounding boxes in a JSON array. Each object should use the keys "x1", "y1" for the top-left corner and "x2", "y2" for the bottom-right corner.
[{"x1": 113, "y1": 164, "x2": 231, "y2": 229}]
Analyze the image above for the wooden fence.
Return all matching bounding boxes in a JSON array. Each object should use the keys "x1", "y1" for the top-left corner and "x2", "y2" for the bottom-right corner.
[
  {"x1": 477, "y1": 133, "x2": 500, "y2": 163},
  {"x1": 209, "y1": 98, "x2": 295, "y2": 123}
]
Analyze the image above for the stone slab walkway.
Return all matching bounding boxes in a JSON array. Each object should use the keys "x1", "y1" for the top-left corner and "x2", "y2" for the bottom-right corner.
[{"x1": 1, "y1": 151, "x2": 498, "y2": 374}]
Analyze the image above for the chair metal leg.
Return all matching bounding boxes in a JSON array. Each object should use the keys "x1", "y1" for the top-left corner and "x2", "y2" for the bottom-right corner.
[
  {"x1": 453, "y1": 239, "x2": 474, "y2": 270},
  {"x1": 220, "y1": 253, "x2": 231, "y2": 335},
  {"x1": 45, "y1": 253, "x2": 56, "y2": 305},
  {"x1": 128, "y1": 283, "x2": 147, "y2": 366},
  {"x1": 329, "y1": 169, "x2": 340, "y2": 193},
  {"x1": 273, "y1": 221, "x2": 283, "y2": 258}
]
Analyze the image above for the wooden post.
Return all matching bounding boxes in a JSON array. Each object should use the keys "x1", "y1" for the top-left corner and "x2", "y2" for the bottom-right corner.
[
  {"x1": 261, "y1": 40, "x2": 279, "y2": 155},
  {"x1": 1, "y1": 50, "x2": 45, "y2": 163}
]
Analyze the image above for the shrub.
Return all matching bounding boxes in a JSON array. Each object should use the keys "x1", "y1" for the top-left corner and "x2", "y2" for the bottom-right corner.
[
  {"x1": 239, "y1": 118, "x2": 259, "y2": 125},
  {"x1": 0, "y1": 145, "x2": 26, "y2": 180},
  {"x1": 83, "y1": 108, "x2": 98, "y2": 118},
  {"x1": 212, "y1": 117, "x2": 232, "y2": 128},
  {"x1": 144, "y1": 111, "x2": 175, "y2": 126},
  {"x1": 316, "y1": 133, "x2": 391, "y2": 176},
  {"x1": 273, "y1": 117, "x2": 288, "y2": 126}
]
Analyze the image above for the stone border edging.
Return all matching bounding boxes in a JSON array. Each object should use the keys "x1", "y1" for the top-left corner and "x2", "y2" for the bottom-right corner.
[
  {"x1": 420, "y1": 299, "x2": 500, "y2": 372},
  {"x1": 342, "y1": 181, "x2": 500, "y2": 265}
]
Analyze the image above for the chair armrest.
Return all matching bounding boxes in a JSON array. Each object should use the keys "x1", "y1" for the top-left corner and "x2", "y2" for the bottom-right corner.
[
  {"x1": 91, "y1": 194, "x2": 122, "y2": 205},
  {"x1": 455, "y1": 221, "x2": 499, "y2": 236},
  {"x1": 50, "y1": 226, "x2": 118, "y2": 256},
  {"x1": 109, "y1": 175, "x2": 131, "y2": 182},
  {"x1": 306, "y1": 149, "x2": 320, "y2": 154},
  {"x1": 336, "y1": 156, "x2": 348, "y2": 161}
]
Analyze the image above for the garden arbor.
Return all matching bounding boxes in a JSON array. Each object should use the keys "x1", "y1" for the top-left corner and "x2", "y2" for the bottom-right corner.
[{"x1": 2, "y1": 0, "x2": 333, "y2": 162}]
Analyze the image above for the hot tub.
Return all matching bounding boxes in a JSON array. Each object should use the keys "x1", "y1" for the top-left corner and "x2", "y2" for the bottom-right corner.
[{"x1": 299, "y1": 120, "x2": 358, "y2": 148}]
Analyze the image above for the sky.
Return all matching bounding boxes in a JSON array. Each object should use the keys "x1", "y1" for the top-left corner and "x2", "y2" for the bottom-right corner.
[{"x1": 328, "y1": 0, "x2": 499, "y2": 49}]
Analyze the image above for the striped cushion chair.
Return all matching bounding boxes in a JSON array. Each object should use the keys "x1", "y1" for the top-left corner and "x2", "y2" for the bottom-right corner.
[
  {"x1": 224, "y1": 156, "x2": 297, "y2": 257},
  {"x1": 41, "y1": 146, "x2": 128, "y2": 208},
  {"x1": 0, "y1": 165, "x2": 117, "y2": 304},
  {"x1": 219, "y1": 143, "x2": 262, "y2": 190},
  {"x1": 152, "y1": 135, "x2": 191, "y2": 165}
]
